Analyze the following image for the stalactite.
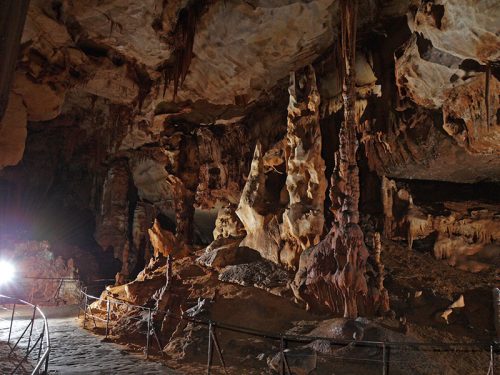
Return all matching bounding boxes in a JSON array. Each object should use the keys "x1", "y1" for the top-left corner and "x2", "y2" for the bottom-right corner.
[{"x1": 161, "y1": 0, "x2": 216, "y2": 99}]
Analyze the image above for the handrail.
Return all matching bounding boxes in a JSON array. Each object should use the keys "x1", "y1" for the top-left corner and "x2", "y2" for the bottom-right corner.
[
  {"x1": 79, "y1": 288, "x2": 493, "y2": 349},
  {"x1": 78, "y1": 286, "x2": 497, "y2": 375},
  {"x1": 0, "y1": 293, "x2": 50, "y2": 375}
]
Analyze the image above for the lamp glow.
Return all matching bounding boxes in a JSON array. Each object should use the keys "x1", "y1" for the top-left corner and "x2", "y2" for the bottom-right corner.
[{"x1": 0, "y1": 260, "x2": 15, "y2": 285}]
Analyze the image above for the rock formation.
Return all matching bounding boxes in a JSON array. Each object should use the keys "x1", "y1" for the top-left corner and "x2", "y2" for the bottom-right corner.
[
  {"x1": 293, "y1": 0, "x2": 378, "y2": 318},
  {"x1": 282, "y1": 65, "x2": 327, "y2": 269},
  {"x1": 236, "y1": 142, "x2": 283, "y2": 264},
  {"x1": 94, "y1": 160, "x2": 131, "y2": 274},
  {"x1": 382, "y1": 176, "x2": 500, "y2": 273},
  {"x1": 0, "y1": 1, "x2": 499, "y2": 371}
]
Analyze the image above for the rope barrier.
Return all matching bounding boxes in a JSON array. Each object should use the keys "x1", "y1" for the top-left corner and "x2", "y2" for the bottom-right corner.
[{"x1": 76, "y1": 281, "x2": 497, "y2": 375}]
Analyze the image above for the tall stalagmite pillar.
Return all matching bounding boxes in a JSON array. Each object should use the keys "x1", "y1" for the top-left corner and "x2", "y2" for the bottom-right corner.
[
  {"x1": 94, "y1": 160, "x2": 133, "y2": 278},
  {"x1": 330, "y1": 0, "x2": 369, "y2": 318},
  {"x1": 282, "y1": 65, "x2": 327, "y2": 268},
  {"x1": 293, "y1": 0, "x2": 380, "y2": 318}
]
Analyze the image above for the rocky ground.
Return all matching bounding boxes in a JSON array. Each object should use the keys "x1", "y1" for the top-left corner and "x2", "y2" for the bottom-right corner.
[
  {"x1": 86, "y1": 241, "x2": 497, "y2": 375},
  {"x1": 0, "y1": 341, "x2": 30, "y2": 374}
]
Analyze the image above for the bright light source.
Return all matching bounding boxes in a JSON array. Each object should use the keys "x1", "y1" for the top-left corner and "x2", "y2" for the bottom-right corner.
[{"x1": 0, "y1": 260, "x2": 16, "y2": 285}]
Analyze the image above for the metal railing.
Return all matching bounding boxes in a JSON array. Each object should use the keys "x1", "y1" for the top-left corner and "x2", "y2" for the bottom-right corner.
[
  {"x1": 4, "y1": 277, "x2": 81, "y2": 305},
  {"x1": 0, "y1": 294, "x2": 50, "y2": 375},
  {"x1": 78, "y1": 286, "x2": 498, "y2": 375}
]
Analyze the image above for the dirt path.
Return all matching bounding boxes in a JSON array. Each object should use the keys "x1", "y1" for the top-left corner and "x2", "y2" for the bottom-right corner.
[{"x1": 0, "y1": 305, "x2": 180, "y2": 374}]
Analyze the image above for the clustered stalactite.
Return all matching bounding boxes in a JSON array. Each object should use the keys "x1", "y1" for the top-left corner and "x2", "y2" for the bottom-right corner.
[{"x1": 161, "y1": 0, "x2": 216, "y2": 99}]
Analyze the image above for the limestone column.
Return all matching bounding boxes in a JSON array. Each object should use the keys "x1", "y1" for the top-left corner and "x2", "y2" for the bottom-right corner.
[{"x1": 282, "y1": 65, "x2": 326, "y2": 268}]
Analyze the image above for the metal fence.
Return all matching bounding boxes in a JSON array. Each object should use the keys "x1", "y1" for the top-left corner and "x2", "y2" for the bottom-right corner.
[
  {"x1": 78, "y1": 287, "x2": 498, "y2": 375},
  {"x1": 0, "y1": 294, "x2": 50, "y2": 375},
  {"x1": 3, "y1": 277, "x2": 81, "y2": 305}
]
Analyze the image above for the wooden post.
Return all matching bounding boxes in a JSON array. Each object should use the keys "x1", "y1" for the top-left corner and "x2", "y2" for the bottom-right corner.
[
  {"x1": 490, "y1": 344, "x2": 495, "y2": 375},
  {"x1": 279, "y1": 335, "x2": 285, "y2": 375},
  {"x1": 37, "y1": 324, "x2": 44, "y2": 362},
  {"x1": 83, "y1": 294, "x2": 88, "y2": 328}
]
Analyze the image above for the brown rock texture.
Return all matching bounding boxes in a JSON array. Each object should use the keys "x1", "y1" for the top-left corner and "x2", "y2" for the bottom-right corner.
[
  {"x1": 94, "y1": 160, "x2": 131, "y2": 273},
  {"x1": 1, "y1": 2, "x2": 500, "y2": 362},
  {"x1": 0, "y1": 92, "x2": 27, "y2": 169},
  {"x1": 293, "y1": 0, "x2": 377, "y2": 318},
  {"x1": 236, "y1": 142, "x2": 283, "y2": 264},
  {"x1": 282, "y1": 65, "x2": 327, "y2": 268}
]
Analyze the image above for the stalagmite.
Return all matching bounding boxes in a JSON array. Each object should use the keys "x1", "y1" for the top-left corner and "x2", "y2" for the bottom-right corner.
[
  {"x1": 95, "y1": 160, "x2": 132, "y2": 273},
  {"x1": 381, "y1": 176, "x2": 397, "y2": 237},
  {"x1": 281, "y1": 65, "x2": 327, "y2": 269},
  {"x1": 148, "y1": 218, "x2": 189, "y2": 258},
  {"x1": 236, "y1": 142, "x2": 282, "y2": 264},
  {"x1": 373, "y1": 232, "x2": 390, "y2": 313},
  {"x1": 293, "y1": 0, "x2": 378, "y2": 318}
]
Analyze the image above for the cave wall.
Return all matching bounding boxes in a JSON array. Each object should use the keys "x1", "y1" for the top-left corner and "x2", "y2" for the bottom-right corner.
[{"x1": 0, "y1": 0, "x2": 498, "y2": 313}]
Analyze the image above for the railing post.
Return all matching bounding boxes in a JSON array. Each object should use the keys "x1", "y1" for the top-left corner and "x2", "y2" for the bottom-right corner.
[
  {"x1": 145, "y1": 308, "x2": 151, "y2": 359},
  {"x1": 279, "y1": 335, "x2": 291, "y2": 375},
  {"x1": 27, "y1": 304, "x2": 36, "y2": 354},
  {"x1": 207, "y1": 321, "x2": 213, "y2": 375},
  {"x1": 279, "y1": 335, "x2": 285, "y2": 375},
  {"x1": 44, "y1": 350, "x2": 50, "y2": 374},
  {"x1": 37, "y1": 324, "x2": 45, "y2": 362},
  {"x1": 78, "y1": 289, "x2": 82, "y2": 319},
  {"x1": 105, "y1": 299, "x2": 111, "y2": 338},
  {"x1": 8, "y1": 302, "x2": 16, "y2": 344},
  {"x1": 83, "y1": 294, "x2": 88, "y2": 329},
  {"x1": 490, "y1": 344, "x2": 495, "y2": 375},
  {"x1": 382, "y1": 342, "x2": 388, "y2": 375}
]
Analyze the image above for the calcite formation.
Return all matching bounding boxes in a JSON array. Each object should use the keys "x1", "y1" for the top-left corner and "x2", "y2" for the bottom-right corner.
[
  {"x1": 1, "y1": 0, "x2": 499, "y2": 345},
  {"x1": 148, "y1": 218, "x2": 189, "y2": 258},
  {"x1": 94, "y1": 160, "x2": 131, "y2": 273},
  {"x1": 282, "y1": 66, "x2": 327, "y2": 268},
  {"x1": 382, "y1": 177, "x2": 500, "y2": 272},
  {"x1": 294, "y1": 0, "x2": 377, "y2": 318},
  {"x1": 236, "y1": 142, "x2": 283, "y2": 264}
]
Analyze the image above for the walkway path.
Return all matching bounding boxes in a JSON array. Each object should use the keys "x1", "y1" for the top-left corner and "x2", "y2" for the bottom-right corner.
[{"x1": 1, "y1": 305, "x2": 180, "y2": 374}]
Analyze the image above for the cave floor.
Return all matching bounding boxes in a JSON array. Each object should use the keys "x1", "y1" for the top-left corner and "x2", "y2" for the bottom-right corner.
[{"x1": 0, "y1": 305, "x2": 179, "y2": 374}]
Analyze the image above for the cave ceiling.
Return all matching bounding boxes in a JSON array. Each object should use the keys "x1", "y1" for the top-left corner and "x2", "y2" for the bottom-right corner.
[{"x1": 0, "y1": 0, "x2": 499, "y2": 183}]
